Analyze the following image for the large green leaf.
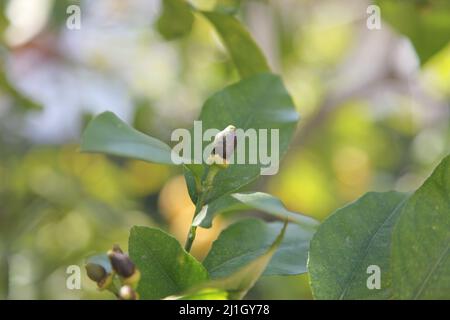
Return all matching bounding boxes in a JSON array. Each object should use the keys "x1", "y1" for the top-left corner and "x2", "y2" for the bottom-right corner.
[
  {"x1": 193, "y1": 192, "x2": 319, "y2": 230},
  {"x1": 129, "y1": 226, "x2": 208, "y2": 300},
  {"x1": 202, "y1": 11, "x2": 270, "y2": 78},
  {"x1": 198, "y1": 221, "x2": 287, "y2": 299},
  {"x1": 376, "y1": 0, "x2": 450, "y2": 64},
  {"x1": 156, "y1": 0, "x2": 194, "y2": 40},
  {"x1": 392, "y1": 155, "x2": 450, "y2": 299},
  {"x1": 204, "y1": 218, "x2": 313, "y2": 277},
  {"x1": 308, "y1": 191, "x2": 409, "y2": 299},
  {"x1": 80, "y1": 111, "x2": 174, "y2": 165},
  {"x1": 186, "y1": 73, "x2": 299, "y2": 203}
]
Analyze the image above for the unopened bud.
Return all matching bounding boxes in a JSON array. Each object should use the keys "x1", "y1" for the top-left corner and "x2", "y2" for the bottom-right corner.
[
  {"x1": 85, "y1": 263, "x2": 113, "y2": 290},
  {"x1": 111, "y1": 244, "x2": 123, "y2": 254},
  {"x1": 208, "y1": 125, "x2": 237, "y2": 166},
  {"x1": 108, "y1": 250, "x2": 136, "y2": 278},
  {"x1": 86, "y1": 263, "x2": 107, "y2": 283},
  {"x1": 119, "y1": 285, "x2": 139, "y2": 300}
]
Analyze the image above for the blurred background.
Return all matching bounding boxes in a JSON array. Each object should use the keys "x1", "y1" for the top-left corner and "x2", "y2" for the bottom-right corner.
[{"x1": 0, "y1": 0, "x2": 449, "y2": 299}]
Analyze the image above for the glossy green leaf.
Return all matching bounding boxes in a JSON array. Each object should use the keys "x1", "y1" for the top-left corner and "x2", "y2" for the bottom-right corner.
[
  {"x1": 200, "y1": 220, "x2": 287, "y2": 299},
  {"x1": 392, "y1": 155, "x2": 450, "y2": 299},
  {"x1": 376, "y1": 0, "x2": 450, "y2": 64},
  {"x1": 193, "y1": 192, "x2": 319, "y2": 230},
  {"x1": 308, "y1": 191, "x2": 409, "y2": 299},
  {"x1": 186, "y1": 73, "x2": 299, "y2": 203},
  {"x1": 202, "y1": 11, "x2": 270, "y2": 78},
  {"x1": 80, "y1": 111, "x2": 174, "y2": 165},
  {"x1": 128, "y1": 226, "x2": 208, "y2": 300},
  {"x1": 204, "y1": 218, "x2": 313, "y2": 277},
  {"x1": 156, "y1": 0, "x2": 194, "y2": 40}
]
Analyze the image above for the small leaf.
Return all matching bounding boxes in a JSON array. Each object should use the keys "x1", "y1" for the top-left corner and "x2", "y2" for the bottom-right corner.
[
  {"x1": 376, "y1": 0, "x2": 450, "y2": 64},
  {"x1": 202, "y1": 11, "x2": 270, "y2": 78},
  {"x1": 156, "y1": 0, "x2": 194, "y2": 40},
  {"x1": 193, "y1": 192, "x2": 319, "y2": 230},
  {"x1": 308, "y1": 191, "x2": 409, "y2": 299},
  {"x1": 204, "y1": 218, "x2": 313, "y2": 277},
  {"x1": 80, "y1": 111, "x2": 174, "y2": 165},
  {"x1": 129, "y1": 226, "x2": 208, "y2": 299},
  {"x1": 200, "y1": 220, "x2": 287, "y2": 299},
  {"x1": 392, "y1": 155, "x2": 450, "y2": 299}
]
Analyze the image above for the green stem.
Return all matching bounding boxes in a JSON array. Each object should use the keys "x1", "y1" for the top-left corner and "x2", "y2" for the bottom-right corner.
[{"x1": 184, "y1": 165, "x2": 220, "y2": 252}]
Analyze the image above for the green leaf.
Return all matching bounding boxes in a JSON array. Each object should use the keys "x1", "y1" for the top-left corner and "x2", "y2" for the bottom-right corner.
[
  {"x1": 129, "y1": 226, "x2": 208, "y2": 300},
  {"x1": 204, "y1": 218, "x2": 313, "y2": 277},
  {"x1": 202, "y1": 11, "x2": 270, "y2": 78},
  {"x1": 193, "y1": 192, "x2": 319, "y2": 230},
  {"x1": 376, "y1": 0, "x2": 450, "y2": 64},
  {"x1": 186, "y1": 73, "x2": 299, "y2": 203},
  {"x1": 184, "y1": 164, "x2": 203, "y2": 204},
  {"x1": 166, "y1": 288, "x2": 229, "y2": 300},
  {"x1": 199, "y1": 220, "x2": 287, "y2": 299},
  {"x1": 308, "y1": 191, "x2": 409, "y2": 299},
  {"x1": 392, "y1": 155, "x2": 450, "y2": 299},
  {"x1": 80, "y1": 111, "x2": 174, "y2": 165},
  {"x1": 156, "y1": 0, "x2": 194, "y2": 40},
  {"x1": 213, "y1": 0, "x2": 241, "y2": 15},
  {"x1": 192, "y1": 194, "x2": 242, "y2": 227}
]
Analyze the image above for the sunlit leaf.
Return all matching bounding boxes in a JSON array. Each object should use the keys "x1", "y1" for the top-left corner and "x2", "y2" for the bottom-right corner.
[{"x1": 166, "y1": 288, "x2": 228, "y2": 300}]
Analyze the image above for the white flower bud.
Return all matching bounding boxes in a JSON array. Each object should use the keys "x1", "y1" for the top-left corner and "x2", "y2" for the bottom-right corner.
[{"x1": 210, "y1": 125, "x2": 237, "y2": 164}]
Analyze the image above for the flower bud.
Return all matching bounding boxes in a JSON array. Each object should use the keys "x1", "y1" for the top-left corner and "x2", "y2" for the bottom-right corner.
[
  {"x1": 119, "y1": 285, "x2": 139, "y2": 300},
  {"x1": 208, "y1": 125, "x2": 237, "y2": 166},
  {"x1": 85, "y1": 262, "x2": 113, "y2": 290},
  {"x1": 111, "y1": 244, "x2": 123, "y2": 254},
  {"x1": 108, "y1": 250, "x2": 136, "y2": 278}
]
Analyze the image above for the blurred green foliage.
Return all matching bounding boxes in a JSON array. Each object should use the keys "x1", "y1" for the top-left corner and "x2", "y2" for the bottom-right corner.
[{"x1": 0, "y1": 0, "x2": 449, "y2": 299}]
